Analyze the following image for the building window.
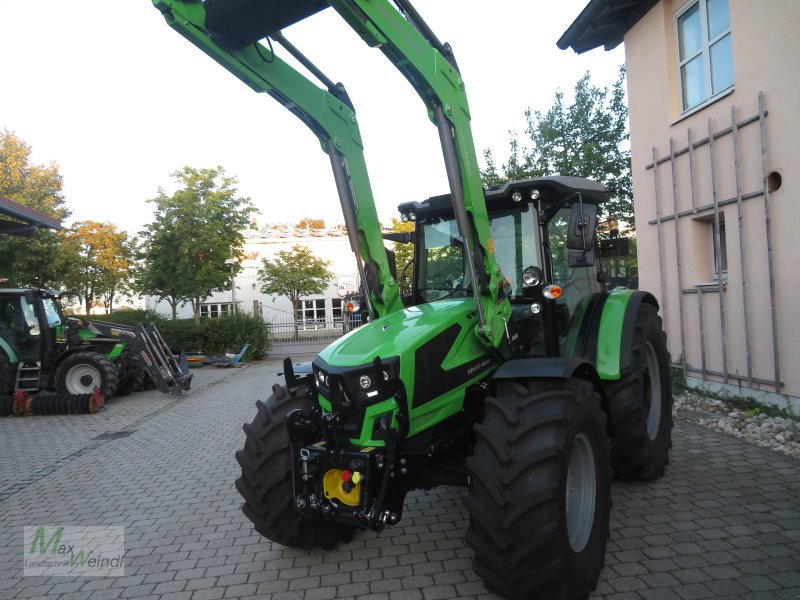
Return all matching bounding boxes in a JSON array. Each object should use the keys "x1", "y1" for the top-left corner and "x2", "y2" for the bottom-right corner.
[
  {"x1": 200, "y1": 303, "x2": 232, "y2": 318},
  {"x1": 676, "y1": 0, "x2": 733, "y2": 112},
  {"x1": 331, "y1": 298, "x2": 342, "y2": 322},
  {"x1": 712, "y1": 216, "x2": 728, "y2": 279},
  {"x1": 296, "y1": 299, "x2": 326, "y2": 330}
]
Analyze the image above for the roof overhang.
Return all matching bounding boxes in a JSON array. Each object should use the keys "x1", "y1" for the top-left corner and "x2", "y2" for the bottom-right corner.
[
  {"x1": 557, "y1": 0, "x2": 659, "y2": 54},
  {"x1": 0, "y1": 196, "x2": 62, "y2": 237}
]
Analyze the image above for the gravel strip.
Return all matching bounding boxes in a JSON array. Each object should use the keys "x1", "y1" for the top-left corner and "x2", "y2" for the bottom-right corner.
[{"x1": 674, "y1": 393, "x2": 800, "y2": 458}]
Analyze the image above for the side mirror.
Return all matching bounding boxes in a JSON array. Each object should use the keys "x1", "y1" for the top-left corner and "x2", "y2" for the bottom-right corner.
[{"x1": 566, "y1": 201, "x2": 597, "y2": 250}]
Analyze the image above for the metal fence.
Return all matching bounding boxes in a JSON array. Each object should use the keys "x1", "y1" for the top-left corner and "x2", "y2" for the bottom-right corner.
[{"x1": 268, "y1": 315, "x2": 364, "y2": 345}]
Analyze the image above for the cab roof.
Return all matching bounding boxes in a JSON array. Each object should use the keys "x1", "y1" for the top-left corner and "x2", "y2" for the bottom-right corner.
[{"x1": 397, "y1": 176, "x2": 608, "y2": 221}]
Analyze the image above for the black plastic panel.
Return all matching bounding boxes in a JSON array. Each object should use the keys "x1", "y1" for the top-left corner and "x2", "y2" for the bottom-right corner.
[{"x1": 204, "y1": 0, "x2": 328, "y2": 49}]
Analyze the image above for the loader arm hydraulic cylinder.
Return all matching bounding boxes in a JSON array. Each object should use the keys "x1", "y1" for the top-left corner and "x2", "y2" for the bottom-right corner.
[{"x1": 152, "y1": 0, "x2": 402, "y2": 319}]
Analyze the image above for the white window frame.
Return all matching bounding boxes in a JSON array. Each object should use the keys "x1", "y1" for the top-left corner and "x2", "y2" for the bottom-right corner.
[
  {"x1": 331, "y1": 298, "x2": 342, "y2": 323},
  {"x1": 675, "y1": 0, "x2": 734, "y2": 114},
  {"x1": 200, "y1": 302, "x2": 232, "y2": 318},
  {"x1": 711, "y1": 216, "x2": 728, "y2": 280},
  {"x1": 296, "y1": 298, "x2": 326, "y2": 330}
]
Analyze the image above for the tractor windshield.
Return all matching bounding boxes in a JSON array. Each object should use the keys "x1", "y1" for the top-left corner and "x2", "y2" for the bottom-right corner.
[
  {"x1": 418, "y1": 219, "x2": 470, "y2": 302},
  {"x1": 418, "y1": 205, "x2": 542, "y2": 302},
  {"x1": 488, "y1": 205, "x2": 542, "y2": 299}
]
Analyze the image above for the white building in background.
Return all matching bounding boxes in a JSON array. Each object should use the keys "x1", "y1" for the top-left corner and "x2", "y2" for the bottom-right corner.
[{"x1": 144, "y1": 229, "x2": 361, "y2": 324}]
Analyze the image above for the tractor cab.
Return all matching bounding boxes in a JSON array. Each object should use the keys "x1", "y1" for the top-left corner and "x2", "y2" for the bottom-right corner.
[
  {"x1": 398, "y1": 176, "x2": 608, "y2": 358},
  {"x1": 0, "y1": 289, "x2": 66, "y2": 365}
]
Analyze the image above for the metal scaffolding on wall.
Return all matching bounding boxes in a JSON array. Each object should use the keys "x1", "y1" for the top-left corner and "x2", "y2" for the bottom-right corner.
[{"x1": 645, "y1": 92, "x2": 781, "y2": 393}]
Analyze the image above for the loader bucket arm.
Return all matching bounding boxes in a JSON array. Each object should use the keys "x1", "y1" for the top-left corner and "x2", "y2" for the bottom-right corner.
[
  {"x1": 327, "y1": 0, "x2": 512, "y2": 349},
  {"x1": 152, "y1": 0, "x2": 402, "y2": 320}
]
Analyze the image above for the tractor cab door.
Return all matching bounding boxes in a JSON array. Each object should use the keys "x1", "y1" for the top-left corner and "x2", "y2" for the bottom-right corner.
[
  {"x1": 0, "y1": 295, "x2": 41, "y2": 363},
  {"x1": 546, "y1": 207, "x2": 603, "y2": 346}
]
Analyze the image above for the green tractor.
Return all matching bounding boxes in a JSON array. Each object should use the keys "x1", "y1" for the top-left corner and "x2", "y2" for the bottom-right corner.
[
  {"x1": 0, "y1": 288, "x2": 190, "y2": 400},
  {"x1": 153, "y1": 1, "x2": 672, "y2": 597}
]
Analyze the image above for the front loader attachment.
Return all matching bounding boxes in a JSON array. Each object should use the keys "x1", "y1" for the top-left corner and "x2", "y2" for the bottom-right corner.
[{"x1": 89, "y1": 320, "x2": 192, "y2": 396}]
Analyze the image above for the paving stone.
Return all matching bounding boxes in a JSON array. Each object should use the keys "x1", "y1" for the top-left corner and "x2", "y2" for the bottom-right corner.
[{"x1": 1, "y1": 360, "x2": 798, "y2": 600}]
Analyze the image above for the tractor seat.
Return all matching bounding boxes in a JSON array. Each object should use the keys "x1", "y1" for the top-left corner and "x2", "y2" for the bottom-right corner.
[{"x1": 204, "y1": 0, "x2": 329, "y2": 49}]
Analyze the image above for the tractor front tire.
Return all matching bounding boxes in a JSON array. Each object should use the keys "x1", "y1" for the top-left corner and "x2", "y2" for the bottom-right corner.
[
  {"x1": 0, "y1": 350, "x2": 13, "y2": 396},
  {"x1": 465, "y1": 378, "x2": 611, "y2": 600},
  {"x1": 115, "y1": 362, "x2": 149, "y2": 396},
  {"x1": 55, "y1": 352, "x2": 119, "y2": 400},
  {"x1": 605, "y1": 303, "x2": 673, "y2": 481},
  {"x1": 235, "y1": 384, "x2": 356, "y2": 550}
]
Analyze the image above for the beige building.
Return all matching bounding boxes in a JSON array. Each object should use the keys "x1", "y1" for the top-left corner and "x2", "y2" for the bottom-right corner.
[{"x1": 560, "y1": 0, "x2": 800, "y2": 410}]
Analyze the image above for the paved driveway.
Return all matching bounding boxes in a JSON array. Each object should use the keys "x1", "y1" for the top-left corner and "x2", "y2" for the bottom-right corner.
[{"x1": 1, "y1": 357, "x2": 798, "y2": 600}]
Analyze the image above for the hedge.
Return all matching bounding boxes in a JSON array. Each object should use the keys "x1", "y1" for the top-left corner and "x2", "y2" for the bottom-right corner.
[{"x1": 85, "y1": 311, "x2": 271, "y2": 361}]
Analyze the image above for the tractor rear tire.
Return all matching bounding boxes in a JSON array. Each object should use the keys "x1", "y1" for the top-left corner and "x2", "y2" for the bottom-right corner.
[
  {"x1": 605, "y1": 303, "x2": 673, "y2": 481},
  {"x1": 55, "y1": 352, "x2": 119, "y2": 400},
  {"x1": 465, "y1": 378, "x2": 611, "y2": 600},
  {"x1": 0, "y1": 350, "x2": 12, "y2": 396},
  {"x1": 235, "y1": 384, "x2": 357, "y2": 550}
]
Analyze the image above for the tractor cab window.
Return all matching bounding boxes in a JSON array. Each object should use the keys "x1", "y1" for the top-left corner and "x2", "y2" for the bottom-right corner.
[
  {"x1": 42, "y1": 298, "x2": 63, "y2": 328},
  {"x1": 20, "y1": 297, "x2": 40, "y2": 336},
  {"x1": 488, "y1": 205, "x2": 541, "y2": 300},
  {"x1": 547, "y1": 207, "x2": 602, "y2": 338},
  {"x1": 419, "y1": 219, "x2": 471, "y2": 302}
]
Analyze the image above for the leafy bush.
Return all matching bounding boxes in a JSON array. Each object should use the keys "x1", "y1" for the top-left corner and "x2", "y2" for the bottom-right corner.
[
  {"x1": 671, "y1": 366, "x2": 689, "y2": 396},
  {"x1": 91, "y1": 310, "x2": 167, "y2": 326},
  {"x1": 87, "y1": 313, "x2": 271, "y2": 360}
]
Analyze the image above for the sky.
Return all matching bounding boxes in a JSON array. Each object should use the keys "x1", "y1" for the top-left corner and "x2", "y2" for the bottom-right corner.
[{"x1": 0, "y1": 1, "x2": 623, "y2": 236}]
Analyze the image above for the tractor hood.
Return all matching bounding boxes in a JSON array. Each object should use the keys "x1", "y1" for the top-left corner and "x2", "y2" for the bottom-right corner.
[
  {"x1": 319, "y1": 298, "x2": 480, "y2": 367},
  {"x1": 314, "y1": 297, "x2": 497, "y2": 443}
]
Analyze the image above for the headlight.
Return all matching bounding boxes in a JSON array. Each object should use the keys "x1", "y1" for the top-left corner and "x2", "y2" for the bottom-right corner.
[
  {"x1": 522, "y1": 266, "x2": 543, "y2": 287},
  {"x1": 511, "y1": 190, "x2": 523, "y2": 203},
  {"x1": 312, "y1": 356, "x2": 401, "y2": 409}
]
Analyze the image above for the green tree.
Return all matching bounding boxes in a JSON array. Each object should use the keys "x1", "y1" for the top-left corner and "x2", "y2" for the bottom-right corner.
[
  {"x1": 135, "y1": 166, "x2": 257, "y2": 322},
  {"x1": 258, "y1": 245, "x2": 332, "y2": 339},
  {"x1": 61, "y1": 221, "x2": 132, "y2": 314},
  {"x1": 482, "y1": 67, "x2": 633, "y2": 228},
  {"x1": 0, "y1": 129, "x2": 71, "y2": 287},
  {"x1": 388, "y1": 218, "x2": 415, "y2": 294}
]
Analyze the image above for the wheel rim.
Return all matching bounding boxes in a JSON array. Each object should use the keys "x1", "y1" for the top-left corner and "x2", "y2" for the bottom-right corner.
[
  {"x1": 65, "y1": 364, "x2": 101, "y2": 394},
  {"x1": 643, "y1": 341, "x2": 662, "y2": 440},
  {"x1": 566, "y1": 432, "x2": 596, "y2": 553}
]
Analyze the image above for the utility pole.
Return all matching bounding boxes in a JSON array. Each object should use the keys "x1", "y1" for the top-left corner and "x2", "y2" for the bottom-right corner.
[{"x1": 224, "y1": 258, "x2": 237, "y2": 316}]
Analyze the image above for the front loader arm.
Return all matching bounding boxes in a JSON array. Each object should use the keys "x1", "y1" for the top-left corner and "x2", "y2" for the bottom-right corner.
[
  {"x1": 328, "y1": 0, "x2": 511, "y2": 349},
  {"x1": 152, "y1": 0, "x2": 402, "y2": 319}
]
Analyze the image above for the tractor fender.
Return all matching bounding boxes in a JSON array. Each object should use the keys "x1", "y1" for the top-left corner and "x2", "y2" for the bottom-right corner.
[
  {"x1": 52, "y1": 345, "x2": 109, "y2": 371},
  {"x1": 0, "y1": 335, "x2": 18, "y2": 364},
  {"x1": 595, "y1": 289, "x2": 659, "y2": 380},
  {"x1": 492, "y1": 356, "x2": 604, "y2": 402}
]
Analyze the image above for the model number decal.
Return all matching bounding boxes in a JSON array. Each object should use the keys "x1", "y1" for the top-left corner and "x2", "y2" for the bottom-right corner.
[{"x1": 467, "y1": 358, "x2": 492, "y2": 376}]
